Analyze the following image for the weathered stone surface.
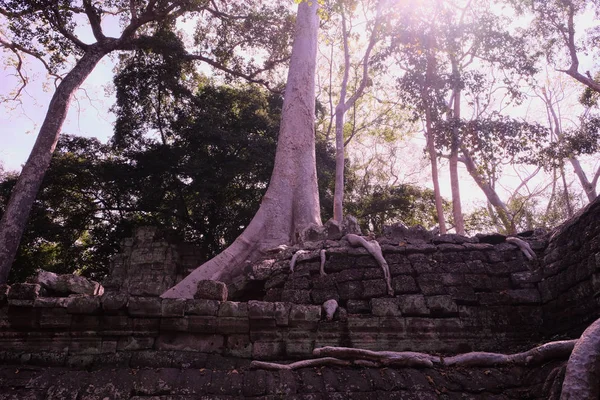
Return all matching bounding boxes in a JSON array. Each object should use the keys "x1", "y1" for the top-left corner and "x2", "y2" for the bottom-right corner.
[
  {"x1": 289, "y1": 304, "x2": 321, "y2": 328},
  {"x1": 185, "y1": 299, "x2": 219, "y2": 316},
  {"x1": 161, "y1": 298, "x2": 186, "y2": 317},
  {"x1": 195, "y1": 280, "x2": 228, "y2": 301},
  {"x1": 324, "y1": 218, "x2": 343, "y2": 240},
  {"x1": 34, "y1": 270, "x2": 104, "y2": 296},
  {"x1": 425, "y1": 295, "x2": 458, "y2": 316},
  {"x1": 397, "y1": 295, "x2": 429, "y2": 316},
  {"x1": 215, "y1": 302, "x2": 247, "y2": 319},
  {"x1": 8, "y1": 283, "x2": 41, "y2": 300},
  {"x1": 371, "y1": 298, "x2": 401, "y2": 317},
  {"x1": 248, "y1": 300, "x2": 276, "y2": 319},
  {"x1": 66, "y1": 295, "x2": 101, "y2": 314},
  {"x1": 127, "y1": 297, "x2": 162, "y2": 317},
  {"x1": 100, "y1": 293, "x2": 128, "y2": 312}
]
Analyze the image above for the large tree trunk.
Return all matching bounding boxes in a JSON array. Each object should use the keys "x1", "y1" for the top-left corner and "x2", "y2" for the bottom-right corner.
[
  {"x1": 162, "y1": 1, "x2": 321, "y2": 298},
  {"x1": 0, "y1": 48, "x2": 107, "y2": 284}
]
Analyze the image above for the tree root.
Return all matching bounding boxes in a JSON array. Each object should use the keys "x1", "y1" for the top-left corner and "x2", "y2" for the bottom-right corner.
[
  {"x1": 319, "y1": 249, "x2": 327, "y2": 276},
  {"x1": 506, "y1": 237, "x2": 536, "y2": 260},
  {"x1": 251, "y1": 357, "x2": 351, "y2": 370},
  {"x1": 345, "y1": 234, "x2": 393, "y2": 296},
  {"x1": 251, "y1": 340, "x2": 577, "y2": 371},
  {"x1": 560, "y1": 317, "x2": 600, "y2": 399}
]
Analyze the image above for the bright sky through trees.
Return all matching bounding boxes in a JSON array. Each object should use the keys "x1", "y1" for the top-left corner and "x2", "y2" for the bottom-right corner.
[{"x1": 0, "y1": 0, "x2": 598, "y2": 210}]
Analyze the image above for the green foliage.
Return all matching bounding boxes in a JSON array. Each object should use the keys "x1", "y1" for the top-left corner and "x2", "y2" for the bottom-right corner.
[
  {"x1": 346, "y1": 183, "x2": 442, "y2": 234},
  {"x1": 0, "y1": 79, "x2": 338, "y2": 283}
]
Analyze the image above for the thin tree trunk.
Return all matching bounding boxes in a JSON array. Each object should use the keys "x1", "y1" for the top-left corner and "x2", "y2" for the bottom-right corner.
[
  {"x1": 569, "y1": 158, "x2": 597, "y2": 202},
  {"x1": 461, "y1": 147, "x2": 516, "y2": 234},
  {"x1": 423, "y1": 46, "x2": 446, "y2": 234},
  {"x1": 561, "y1": 165, "x2": 573, "y2": 218},
  {"x1": 332, "y1": 2, "x2": 382, "y2": 222},
  {"x1": 162, "y1": 1, "x2": 321, "y2": 298},
  {"x1": 0, "y1": 47, "x2": 107, "y2": 283},
  {"x1": 449, "y1": 61, "x2": 465, "y2": 235},
  {"x1": 543, "y1": 88, "x2": 597, "y2": 203},
  {"x1": 333, "y1": 9, "x2": 350, "y2": 223}
]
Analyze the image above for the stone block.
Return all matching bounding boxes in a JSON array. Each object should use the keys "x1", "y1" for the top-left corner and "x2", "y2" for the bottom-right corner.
[
  {"x1": 33, "y1": 270, "x2": 104, "y2": 296},
  {"x1": 160, "y1": 317, "x2": 189, "y2": 331},
  {"x1": 289, "y1": 304, "x2": 322, "y2": 329},
  {"x1": 274, "y1": 302, "x2": 291, "y2": 326},
  {"x1": 100, "y1": 293, "x2": 128, "y2": 312},
  {"x1": 71, "y1": 314, "x2": 101, "y2": 330},
  {"x1": 511, "y1": 271, "x2": 542, "y2": 287},
  {"x1": 447, "y1": 286, "x2": 478, "y2": 305},
  {"x1": 506, "y1": 289, "x2": 541, "y2": 304},
  {"x1": 347, "y1": 315, "x2": 379, "y2": 331},
  {"x1": 283, "y1": 277, "x2": 311, "y2": 290},
  {"x1": 281, "y1": 289, "x2": 312, "y2": 304},
  {"x1": 416, "y1": 275, "x2": 447, "y2": 295},
  {"x1": 310, "y1": 288, "x2": 339, "y2": 304},
  {"x1": 187, "y1": 316, "x2": 218, "y2": 333},
  {"x1": 263, "y1": 288, "x2": 283, "y2": 301},
  {"x1": 155, "y1": 333, "x2": 224, "y2": 353},
  {"x1": 33, "y1": 297, "x2": 68, "y2": 308},
  {"x1": 216, "y1": 317, "x2": 250, "y2": 333},
  {"x1": 69, "y1": 337, "x2": 103, "y2": 354},
  {"x1": 131, "y1": 317, "x2": 160, "y2": 331},
  {"x1": 7, "y1": 306, "x2": 39, "y2": 329},
  {"x1": 161, "y1": 298, "x2": 186, "y2": 317},
  {"x1": 218, "y1": 301, "x2": 248, "y2": 317},
  {"x1": 312, "y1": 274, "x2": 337, "y2": 289},
  {"x1": 371, "y1": 298, "x2": 401, "y2": 316},
  {"x1": 195, "y1": 280, "x2": 228, "y2": 301},
  {"x1": 286, "y1": 337, "x2": 315, "y2": 357},
  {"x1": 225, "y1": 334, "x2": 252, "y2": 358},
  {"x1": 252, "y1": 341, "x2": 285, "y2": 360},
  {"x1": 127, "y1": 297, "x2": 162, "y2": 317},
  {"x1": 264, "y1": 273, "x2": 287, "y2": 289},
  {"x1": 8, "y1": 283, "x2": 41, "y2": 300},
  {"x1": 347, "y1": 299, "x2": 371, "y2": 314},
  {"x1": 117, "y1": 336, "x2": 155, "y2": 351},
  {"x1": 66, "y1": 295, "x2": 101, "y2": 314},
  {"x1": 0, "y1": 284, "x2": 9, "y2": 305},
  {"x1": 425, "y1": 295, "x2": 458, "y2": 316},
  {"x1": 100, "y1": 315, "x2": 131, "y2": 330},
  {"x1": 363, "y1": 279, "x2": 388, "y2": 298},
  {"x1": 397, "y1": 295, "x2": 429, "y2": 316},
  {"x1": 185, "y1": 299, "x2": 220, "y2": 316},
  {"x1": 248, "y1": 300, "x2": 276, "y2": 319},
  {"x1": 39, "y1": 307, "x2": 72, "y2": 329},
  {"x1": 389, "y1": 263, "x2": 414, "y2": 276},
  {"x1": 391, "y1": 275, "x2": 419, "y2": 294},
  {"x1": 337, "y1": 281, "x2": 364, "y2": 300}
]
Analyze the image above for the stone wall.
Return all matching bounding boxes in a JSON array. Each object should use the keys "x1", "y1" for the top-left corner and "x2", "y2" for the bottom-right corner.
[
  {"x1": 103, "y1": 227, "x2": 204, "y2": 297},
  {"x1": 539, "y1": 196, "x2": 600, "y2": 336},
  {"x1": 0, "y1": 197, "x2": 598, "y2": 399}
]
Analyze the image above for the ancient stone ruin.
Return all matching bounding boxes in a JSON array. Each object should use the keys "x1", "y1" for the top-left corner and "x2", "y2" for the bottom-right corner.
[{"x1": 0, "y1": 196, "x2": 599, "y2": 399}]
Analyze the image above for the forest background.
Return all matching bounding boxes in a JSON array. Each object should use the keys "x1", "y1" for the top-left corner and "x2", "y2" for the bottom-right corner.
[{"x1": 0, "y1": 0, "x2": 599, "y2": 284}]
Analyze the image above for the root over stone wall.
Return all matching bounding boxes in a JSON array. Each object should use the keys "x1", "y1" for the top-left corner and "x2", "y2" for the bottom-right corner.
[{"x1": 0, "y1": 196, "x2": 598, "y2": 399}]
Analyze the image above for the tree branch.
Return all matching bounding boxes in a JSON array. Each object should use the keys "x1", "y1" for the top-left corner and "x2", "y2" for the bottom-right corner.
[{"x1": 82, "y1": 0, "x2": 106, "y2": 42}]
